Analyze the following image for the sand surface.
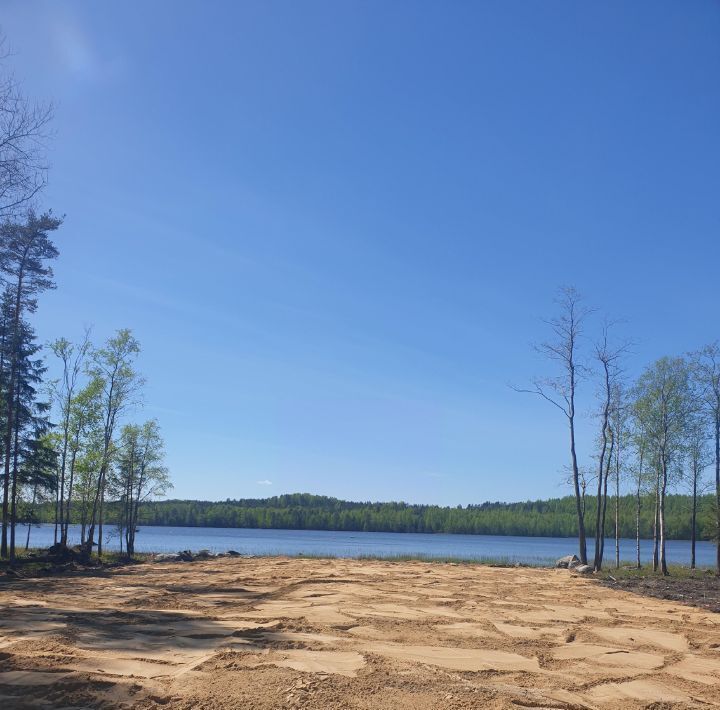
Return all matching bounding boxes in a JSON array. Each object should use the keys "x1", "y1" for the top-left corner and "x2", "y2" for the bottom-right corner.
[{"x1": 1, "y1": 557, "x2": 719, "y2": 709}]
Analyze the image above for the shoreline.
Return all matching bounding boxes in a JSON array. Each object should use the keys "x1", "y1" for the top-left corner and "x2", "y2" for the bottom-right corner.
[
  {"x1": 20, "y1": 520, "x2": 716, "y2": 543},
  {"x1": 5, "y1": 545, "x2": 718, "y2": 570}
]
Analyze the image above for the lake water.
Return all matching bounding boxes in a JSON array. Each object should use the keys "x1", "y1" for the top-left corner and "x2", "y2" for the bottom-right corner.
[{"x1": 19, "y1": 523, "x2": 718, "y2": 567}]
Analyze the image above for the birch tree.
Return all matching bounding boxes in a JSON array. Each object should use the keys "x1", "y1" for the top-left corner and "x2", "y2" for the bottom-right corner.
[
  {"x1": 112, "y1": 420, "x2": 170, "y2": 556},
  {"x1": 83, "y1": 330, "x2": 142, "y2": 557},
  {"x1": 633, "y1": 358, "x2": 692, "y2": 575},
  {"x1": 628, "y1": 416, "x2": 652, "y2": 569},
  {"x1": 592, "y1": 324, "x2": 621, "y2": 571},
  {"x1": 516, "y1": 287, "x2": 591, "y2": 564},
  {"x1": 62, "y1": 377, "x2": 102, "y2": 545},
  {"x1": 50, "y1": 332, "x2": 91, "y2": 546},
  {"x1": 684, "y1": 412, "x2": 709, "y2": 569},
  {"x1": 690, "y1": 344, "x2": 720, "y2": 575},
  {"x1": 610, "y1": 383, "x2": 629, "y2": 570}
]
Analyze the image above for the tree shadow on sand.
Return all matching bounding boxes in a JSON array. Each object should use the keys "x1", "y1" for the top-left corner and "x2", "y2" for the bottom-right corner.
[{"x1": 0, "y1": 598, "x2": 286, "y2": 708}]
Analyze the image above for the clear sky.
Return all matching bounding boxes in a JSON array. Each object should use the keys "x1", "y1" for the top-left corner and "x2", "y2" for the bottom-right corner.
[{"x1": 2, "y1": 1, "x2": 719, "y2": 505}]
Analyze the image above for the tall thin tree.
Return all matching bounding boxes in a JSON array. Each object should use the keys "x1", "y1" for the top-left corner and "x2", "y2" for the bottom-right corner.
[
  {"x1": 684, "y1": 412, "x2": 709, "y2": 570},
  {"x1": 690, "y1": 344, "x2": 720, "y2": 576},
  {"x1": 633, "y1": 357, "x2": 692, "y2": 575},
  {"x1": 83, "y1": 330, "x2": 142, "y2": 557},
  {"x1": 50, "y1": 331, "x2": 91, "y2": 547},
  {"x1": 0, "y1": 210, "x2": 60, "y2": 558},
  {"x1": 515, "y1": 287, "x2": 592, "y2": 564}
]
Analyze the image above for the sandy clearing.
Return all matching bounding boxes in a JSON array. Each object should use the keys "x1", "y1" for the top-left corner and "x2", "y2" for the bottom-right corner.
[
  {"x1": 362, "y1": 642, "x2": 541, "y2": 672},
  {"x1": 0, "y1": 557, "x2": 718, "y2": 709},
  {"x1": 552, "y1": 642, "x2": 665, "y2": 670},
  {"x1": 589, "y1": 625, "x2": 690, "y2": 652},
  {"x1": 665, "y1": 655, "x2": 720, "y2": 685},
  {"x1": 585, "y1": 678, "x2": 697, "y2": 704},
  {"x1": 252, "y1": 649, "x2": 366, "y2": 677}
]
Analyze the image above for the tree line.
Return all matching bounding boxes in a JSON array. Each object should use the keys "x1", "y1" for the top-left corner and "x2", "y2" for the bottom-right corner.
[
  {"x1": 28, "y1": 492, "x2": 718, "y2": 542},
  {"x1": 518, "y1": 287, "x2": 720, "y2": 575},
  {"x1": 0, "y1": 33, "x2": 170, "y2": 563}
]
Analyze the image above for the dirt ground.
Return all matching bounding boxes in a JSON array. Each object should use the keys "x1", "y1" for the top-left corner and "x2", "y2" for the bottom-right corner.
[
  {"x1": 599, "y1": 572, "x2": 720, "y2": 614},
  {"x1": 1, "y1": 557, "x2": 719, "y2": 709}
]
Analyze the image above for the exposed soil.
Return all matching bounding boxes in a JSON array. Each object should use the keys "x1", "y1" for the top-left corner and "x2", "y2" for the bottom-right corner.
[
  {"x1": 598, "y1": 572, "x2": 720, "y2": 614},
  {"x1": 1, "y1": 557, "x2": 719, "y2": 708}
]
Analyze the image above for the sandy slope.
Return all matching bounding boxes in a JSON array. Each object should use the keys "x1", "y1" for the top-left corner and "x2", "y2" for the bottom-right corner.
[{"x1": 0, "y1": 557, "x2": 719, "y2": 709}]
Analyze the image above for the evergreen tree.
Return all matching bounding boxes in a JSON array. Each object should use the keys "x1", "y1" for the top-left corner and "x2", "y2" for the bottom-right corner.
[{"x1": 0, "y1": 210, "x2": 60, "y2": 558}]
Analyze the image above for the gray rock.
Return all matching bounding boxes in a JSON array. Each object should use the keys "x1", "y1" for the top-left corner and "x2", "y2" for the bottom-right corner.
[
  {"x1": 226, "y1": 550, "x2": 241, "y2": 556},
  {"x1": 573, "y1": 564, "x2": 593, "y2": 574},
  {"x1": 154, "y1": 553, "x2": 180, "y2": 562},
  {"x1": 556, "y1": 554, "x2": 580, "y2": 569}
]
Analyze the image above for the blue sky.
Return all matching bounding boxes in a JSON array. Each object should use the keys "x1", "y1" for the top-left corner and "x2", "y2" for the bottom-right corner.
[{"x1": 2, "y1": 1, "x2": 719, "y2": 504}]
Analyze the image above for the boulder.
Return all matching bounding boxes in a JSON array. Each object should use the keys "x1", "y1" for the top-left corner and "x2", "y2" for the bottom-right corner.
[
  {"x1": 154, "y1": 553, "x2": 180, "y2": 562},
  {"x1": 555, "y1": 554, "x2": 580, "y2": 569},
  {"x1": 573, "y1": 564, "x2": 593, "y2": 574},
  {"x1": 226, "y1": 550, "x2": 241, "y2": 556},
  {"x1": 178, "y1": 550, "x2": 194, "y2": 562},
  {"x1": 194, "y1": 549, "x2": 215, "y2": 560}
]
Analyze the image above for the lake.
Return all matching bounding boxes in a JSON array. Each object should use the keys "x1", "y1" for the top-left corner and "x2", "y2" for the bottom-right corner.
[{"x1": 18, "y1": 523, "x2": 718, "y2": 567}]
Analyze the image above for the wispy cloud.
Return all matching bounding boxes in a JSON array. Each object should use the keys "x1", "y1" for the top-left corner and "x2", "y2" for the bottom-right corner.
[
  {"x1": 256, "y1": 479, "x2": 273, "y2": 486},
  {"x1": 51, "y1": 15, "x2": 125, "y2": 82}
]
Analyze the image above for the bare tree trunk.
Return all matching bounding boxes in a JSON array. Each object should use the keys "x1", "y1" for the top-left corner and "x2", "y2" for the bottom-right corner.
[
  {"x1": 53, "y1": 484, "x2": 59, "y2": 545},
  {"x1": 635, "y1": 484, "x2": 641, "y2": 569},
  {"x1": 63, "y1": 443, "x2": 79, "y2": 545},
  {"x1": 653, "y1": 466, "x2": 660, "y2": 572},
  {"x1": 593, "y1": 418, "x2": 610, "y2": 571},
  {"x1": 128, "y1": 467, "x2": 146, "y2": 558},
  {"x1": 659, "y1": 456, "x2": 669, "y2": 576},
  {"x1": 9, "y1": 408, "x2": 20, "y2": 562},
  {"x1": 1, "y1": 270, "x2": 23, "y2": 558},
  {"x1": 716, "y1": 411, "x2": 720, "y2": 576},
  {"x1": 56, "y1": 404, "x2": 72, "y2": 546},
  {"x1": 691, "y1": 463, "x2": 697, "y2": 570},
  {"x1": 570, "y1": 416, "x2": 587, "y2": 564},
  {"x1": 615, "y1": 444, "x2": 620, "y2": 569},
  {"x1": 125, "y1": 498, "x2": 131, "y2": 555},
  {"x1": 635, "y1": 446, "x2": 644, "y2": 569},
  {"x1": 519, "y1": 288, "x2": 590, "y2": 565},
  {"x1": 25, "y1": 485, "x2": 38, "y2": 550},
  {"x1": 599, "y1": 435, "x2": 613, "y2": 567},
  {"x1": 98, "y1": 486, "x2": 105, "y2": 558}
]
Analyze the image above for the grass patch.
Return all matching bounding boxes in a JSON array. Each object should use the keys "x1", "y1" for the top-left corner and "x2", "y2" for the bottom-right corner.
[
  {"x1": 1, "y1": 546, "x2": 154, "y2": 578},
  {"x1": 273, "y1": 551, "x2": 554, "y2": 566},
  {"x1": 355, "y1": 552, "x2": 549, "y2": 566},
  {"x1": 596, "y1": 563, "x2": 716, "y2": 581}
]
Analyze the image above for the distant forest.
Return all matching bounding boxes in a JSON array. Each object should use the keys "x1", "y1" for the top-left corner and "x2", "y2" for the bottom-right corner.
[{"x1": 32, "y1": 492, "x2": 717, "y2": 541}]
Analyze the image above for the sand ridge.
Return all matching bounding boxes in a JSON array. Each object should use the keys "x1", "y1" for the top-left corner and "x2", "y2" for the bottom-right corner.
[{"x1": 0, "y1": 557, "x2": 718, "y2": 708}]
